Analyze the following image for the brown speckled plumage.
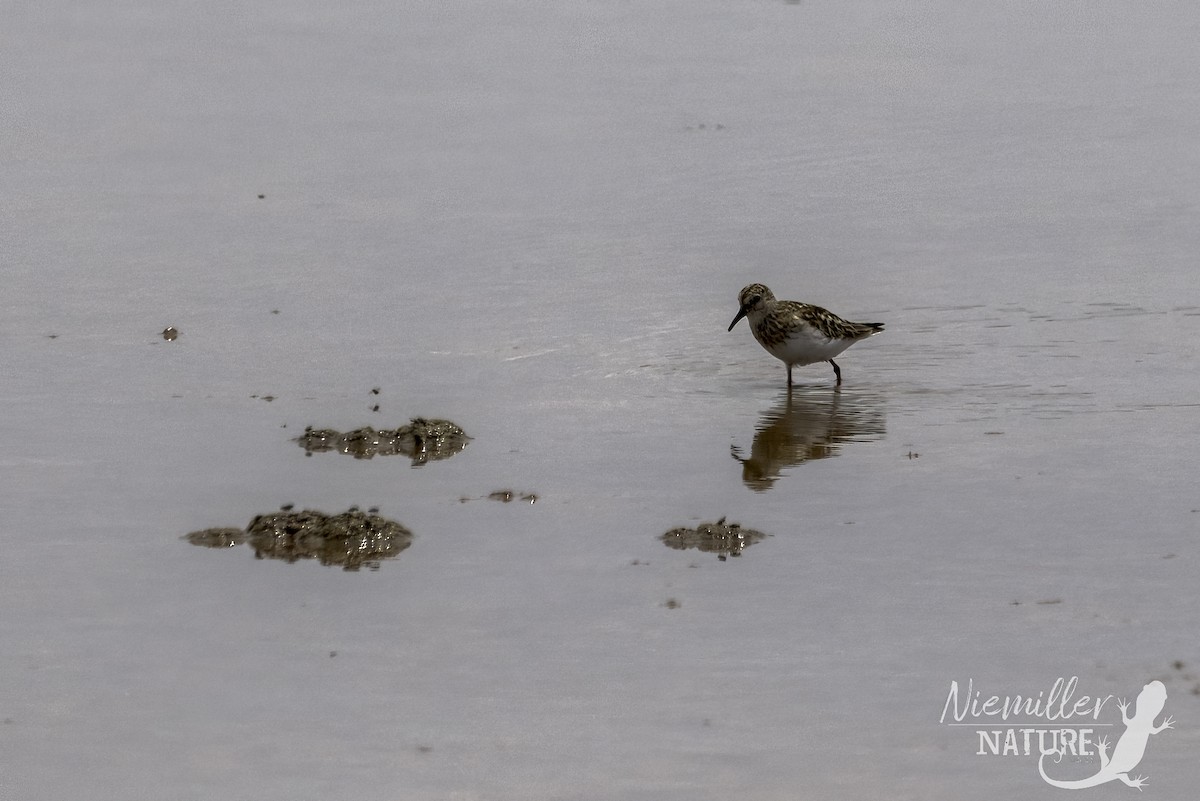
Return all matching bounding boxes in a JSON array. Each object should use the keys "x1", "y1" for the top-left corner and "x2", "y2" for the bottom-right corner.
[{"x1": 728, "y1": 283, "x2": 883, "y2": 386}]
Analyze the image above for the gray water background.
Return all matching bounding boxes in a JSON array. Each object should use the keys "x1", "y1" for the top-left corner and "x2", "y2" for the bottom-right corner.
[{"x1": 3, "y1": 2, "x2": 1199, "y2": 798}]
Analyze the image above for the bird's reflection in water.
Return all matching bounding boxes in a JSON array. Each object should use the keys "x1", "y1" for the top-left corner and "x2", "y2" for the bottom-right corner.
[{"x1": 732, "y1": 386, "x2": 886, "y2": 491}]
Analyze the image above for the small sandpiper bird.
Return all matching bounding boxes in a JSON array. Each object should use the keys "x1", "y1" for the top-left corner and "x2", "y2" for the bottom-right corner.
[{"x1": 728, "y1": 283, "x2": 883, "y2": 386}]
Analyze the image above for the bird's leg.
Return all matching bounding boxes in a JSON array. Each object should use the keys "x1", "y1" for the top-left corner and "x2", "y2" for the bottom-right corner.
[
  {"x1": 787, "y1": 364, "x2": 793, "y2": 386},
  {"x1": 830, "y1": 359, "x2": 842, "y2": 385}
]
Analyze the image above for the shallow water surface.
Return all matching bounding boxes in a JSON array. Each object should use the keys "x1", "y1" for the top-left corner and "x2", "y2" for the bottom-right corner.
[{"x1": 3, "y1": 2, "x2": 1200, "y2": 799}]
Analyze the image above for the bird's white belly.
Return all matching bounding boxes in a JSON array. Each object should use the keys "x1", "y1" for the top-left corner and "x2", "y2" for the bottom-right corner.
[{"x1": 756, "y1": 325, "x2": 857, "y2": 366}]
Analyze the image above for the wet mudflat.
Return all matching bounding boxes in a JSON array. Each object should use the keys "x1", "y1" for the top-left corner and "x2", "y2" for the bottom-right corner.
[{"x1": 3, "y1": 2, "x2": 1200, "y2": 800}]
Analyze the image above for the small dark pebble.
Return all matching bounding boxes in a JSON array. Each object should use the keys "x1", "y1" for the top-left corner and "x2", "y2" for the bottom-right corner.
[{"x1": 162, "y1": 327, "x2": 178, "y2": 341}]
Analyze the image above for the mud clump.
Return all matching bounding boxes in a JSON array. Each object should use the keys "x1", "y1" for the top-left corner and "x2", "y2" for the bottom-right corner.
[
  {"x1": 296, "y1": 418, "x2": 469, "y2": 465},
  {"x1": 186, "y1": 528, "x2": 247, "y2": 548},
  {"x1": 185, "y1": 509, "x2": 414, "y2": 571},
  {"x1": 660, "y1": 517, "x2": 768, "y2": 559},
  {"x1": 487, "y1": 490, "x2": 538, "y2": 504},
  {"x1": 457, "y1": 489, "x2": 539, "y2": 504}
]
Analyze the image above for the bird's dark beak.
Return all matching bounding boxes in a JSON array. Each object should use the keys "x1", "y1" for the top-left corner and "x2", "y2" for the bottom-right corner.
[{"x1": 728, "y1": 307, "x2": 747, "y2": 332}]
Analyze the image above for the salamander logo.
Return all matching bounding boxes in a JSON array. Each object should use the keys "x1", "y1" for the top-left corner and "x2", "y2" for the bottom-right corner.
[{"x1": 939, "y1": 677, "x2": 1174, "y2": 790}]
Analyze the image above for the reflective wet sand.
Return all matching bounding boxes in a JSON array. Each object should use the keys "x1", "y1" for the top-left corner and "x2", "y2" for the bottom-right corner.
[{"x1": 3, "y1": 2, "x2": 1199, "y2": 798}]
